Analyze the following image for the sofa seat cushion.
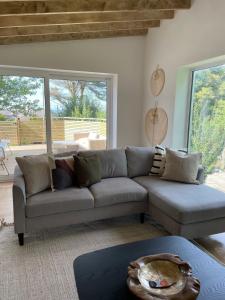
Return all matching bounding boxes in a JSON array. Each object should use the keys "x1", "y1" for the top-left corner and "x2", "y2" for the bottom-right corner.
[
  {"x1": 26, "y1": 188, "x2": 94, "y2": 217},
  {"x1": 134, "y1": 176, "x2": 225, "y2": 225},
  {"x1": 89, "y1": 177, "x2": 147, "y2": 208}
]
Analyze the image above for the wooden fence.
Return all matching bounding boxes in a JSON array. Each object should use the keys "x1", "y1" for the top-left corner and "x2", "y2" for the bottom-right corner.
[{"x1": 0, "y1": 117, "x2": 106, "y2": 145}]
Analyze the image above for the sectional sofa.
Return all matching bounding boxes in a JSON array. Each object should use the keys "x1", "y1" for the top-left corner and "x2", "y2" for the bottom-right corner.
[{"x1": 13, "y1": 146, "x2": 225, "y2": 245}]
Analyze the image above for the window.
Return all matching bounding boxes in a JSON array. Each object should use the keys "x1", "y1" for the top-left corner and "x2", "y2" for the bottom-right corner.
[
  {"x1": 188, "y1": 64, "x2": 225, "y2": 191},
  {"x1": 0, "y1": 66, "x2": 117, "y2": 178},
  {"x1": 49, "y1": 78, "x2": 107, "y2": 153}
]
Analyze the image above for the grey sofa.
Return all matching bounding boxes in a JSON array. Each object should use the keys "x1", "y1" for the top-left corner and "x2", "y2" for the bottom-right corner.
[{"x1": 13, "y1": 146, "x2": 225, "y2": 245}]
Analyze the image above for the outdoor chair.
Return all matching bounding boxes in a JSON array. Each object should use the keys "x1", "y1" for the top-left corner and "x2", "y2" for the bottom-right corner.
[
  {"x1": 0, "y1": 146, "x2": 9, "y2": 175},
  {"x1": 0, "y1": 138, "x2": 12, "y2": 155}
]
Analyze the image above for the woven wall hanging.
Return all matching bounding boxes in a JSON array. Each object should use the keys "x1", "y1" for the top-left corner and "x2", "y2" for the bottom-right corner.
[
  {"x1": 145, "y1": 107, "x2": 168, "y2": 146},
  {"x1": 150, "y1": 66, "x2": 165, "y2": 97}
]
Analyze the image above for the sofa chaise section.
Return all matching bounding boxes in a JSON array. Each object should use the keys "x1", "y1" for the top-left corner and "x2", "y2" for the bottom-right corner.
[{"x1": 134, "y1": 176, "x2": 225, "y2": 238}]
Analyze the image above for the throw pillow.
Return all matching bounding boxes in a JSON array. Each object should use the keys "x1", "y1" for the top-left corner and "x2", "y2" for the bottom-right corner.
[
  {"x1": 16, "y1": 154, "x2": 51, "y2": 197},
  {"x1": 161, "y1": 148, "x2": 202, "y2": 184},
  {"x1": 49, "y1": 156, "x2": 75, "y2": 190},
  {"x1": 74, "y1": 155, "x2": 101, "y2": 187},
  {"x1": 149, "y1": 147, "x2": 189, "y2": 176},
  {"x1": 150, "y1": 146, "x2": 166, "y2": 176}
]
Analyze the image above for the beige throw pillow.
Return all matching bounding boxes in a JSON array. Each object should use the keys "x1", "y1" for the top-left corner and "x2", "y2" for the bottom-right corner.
[
  {"x1": 161, "y1": 148, "x2": 202, "y2": 184},
  {"x1": 16, "y1": 154, "x2": 51, "y2": 197}
]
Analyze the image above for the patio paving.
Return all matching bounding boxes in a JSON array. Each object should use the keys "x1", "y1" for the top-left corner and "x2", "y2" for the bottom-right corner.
[
  {"x1": 0, "y1": 138, "x2": 106, "y2": 177},
  {"x1": 0, "y1": 144, "x2": 47, "y2": 177}
]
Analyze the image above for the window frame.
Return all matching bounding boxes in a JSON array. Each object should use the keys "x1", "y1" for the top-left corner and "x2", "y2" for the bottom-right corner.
[
  {"x1": 0, "y1": 65, "x2": 117, "y2": 152},
  {"x1": 187, "y1": 70, "x2": 195, "y2": 152}
]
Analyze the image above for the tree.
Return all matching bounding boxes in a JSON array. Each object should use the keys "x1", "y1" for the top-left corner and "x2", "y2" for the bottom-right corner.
[
  {"x1": 0, "y1": 113, "x2": 6, "y2": 121},
  {"x1": 50, "y1": 80, "x2": 106, "y2": 118},
  {"x1": 0, "y1": 76, "x2": 42, "y2": 117},
  {"x1": 190, "y1": 66, "x2": 225, "y2": 174}
]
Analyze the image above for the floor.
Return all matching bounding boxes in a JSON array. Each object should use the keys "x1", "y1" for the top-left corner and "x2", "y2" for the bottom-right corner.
[
  {"x1": 0, "y1": 215, "x2": 166, "y2": 300},
  {"x1": 0, "y1": 182, "x2": 13, "y2": 223},
  {"x1": 2, "y1": 182, "x2": 225, "y2": 267},
  {"x1": 206, "y1": 171, "x2": 225, "y2": 193}
]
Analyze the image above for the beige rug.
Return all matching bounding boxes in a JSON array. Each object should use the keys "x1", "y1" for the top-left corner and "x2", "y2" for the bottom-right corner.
[{"x1": 0, "y1": 216, "x2": 166, "y2": 300}]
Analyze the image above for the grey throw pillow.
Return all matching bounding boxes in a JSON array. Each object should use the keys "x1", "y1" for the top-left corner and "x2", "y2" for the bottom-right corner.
[
  {"x1": 161, "y1": 148, "x2": 202, "y2": 184},
  {"x1": 16, "y1": 154, "x2": 51, "y2": 197}
]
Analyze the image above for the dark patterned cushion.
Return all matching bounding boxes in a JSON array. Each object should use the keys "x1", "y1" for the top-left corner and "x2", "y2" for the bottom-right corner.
[{"x1": 50, "y1": 157, "x2": 75, "y2": 190}]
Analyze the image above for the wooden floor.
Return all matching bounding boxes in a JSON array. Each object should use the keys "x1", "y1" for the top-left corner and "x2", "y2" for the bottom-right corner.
[
  {"x1": 0, "y1": 182, "x2": 13, "y2": 223},
  {"x1": 1, "y1": 182, "x2": 225, "y2": 265}
]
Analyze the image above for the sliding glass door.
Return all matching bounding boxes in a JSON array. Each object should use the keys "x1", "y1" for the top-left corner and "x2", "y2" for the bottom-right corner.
[
  {"x1": 49, "y1": 78, "x2": 107, "y2": 154},
  {"x1": 189, "y1": 64, "x2": 225, "y2": 191},
  {"x1": 0, "y1": 66, "x2": 116, "y2": 180},
  {"x1": 0, "y1": 75, "x2": 46, "y2": 178}
]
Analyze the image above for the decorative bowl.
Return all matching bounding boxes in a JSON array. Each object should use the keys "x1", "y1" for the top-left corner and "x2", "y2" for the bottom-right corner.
[{"x1": 127, "y1": 253, "x2": 200, "y2": 300}]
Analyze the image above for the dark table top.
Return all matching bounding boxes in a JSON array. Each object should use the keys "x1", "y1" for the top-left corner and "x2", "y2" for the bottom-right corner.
[{"x1": 74, "y1": 236, "x2": 225, "y2": 300}]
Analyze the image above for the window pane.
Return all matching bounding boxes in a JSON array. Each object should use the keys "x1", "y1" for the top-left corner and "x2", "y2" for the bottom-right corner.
[
  {"x1": 189, "y1": 65, "x2": 225, "y2": 191},
  {"x1": 0, "y1": 75, "x2": 45, "y2": 177},
  {"x1": 50, "y1": 79, "x2": 107, "y2": 153}
]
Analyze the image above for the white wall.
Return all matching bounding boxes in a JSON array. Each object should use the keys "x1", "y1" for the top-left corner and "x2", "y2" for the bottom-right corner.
[
  {"x1": 0, "y1": 36, "x2": 145, "y2": 147},
  {"x1": 143, "y1": 0, "x2": 225, "y2": 147}
]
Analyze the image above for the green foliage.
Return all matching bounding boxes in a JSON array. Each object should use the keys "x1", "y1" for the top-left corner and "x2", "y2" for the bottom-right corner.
[
  {"x1": 190, "y1": 66, "x2": 225, "y2": 174},
  {"x1": 0, "y1": 76, "x2": 42, "y2": 117},
  {"x1": 50, "y1": 80, "x2": 106, "y2": 119},
  {"x1": 0, "y1": 113, "x2": 6, "y2": 121}
]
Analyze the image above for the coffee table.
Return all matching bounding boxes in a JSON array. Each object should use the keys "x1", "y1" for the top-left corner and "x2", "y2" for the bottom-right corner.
[{"x1": 74, "y1": 236, "x2": 225, "y2": 300}]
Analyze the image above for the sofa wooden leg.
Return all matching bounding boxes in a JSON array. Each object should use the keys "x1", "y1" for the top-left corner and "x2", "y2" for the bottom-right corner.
[
  {"x1": 140, "y1": 213, "x2": 145, "y2": 224},
  {"x1": 18, "y1": 233, "x2": 24, "y2": 246}
]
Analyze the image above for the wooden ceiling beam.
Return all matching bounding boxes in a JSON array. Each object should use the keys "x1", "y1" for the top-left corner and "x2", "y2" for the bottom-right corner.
[
  {"x1": 0, "y1": 0, "x2": 191, "y2": 15},
  {"x1": 0, "y1": 10, "x2": 174, "y2": 27},
  {"x1": 0, "y1": 20, "x2": 159, "y2": 37},
  {"x1": 0, "y1": 29, "x2": 148, "y2": 45}
]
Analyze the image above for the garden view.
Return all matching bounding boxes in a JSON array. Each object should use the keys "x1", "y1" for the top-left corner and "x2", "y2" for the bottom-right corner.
[
  {"x1": 0, "y1": 75, "x2": 107, "y2": 176},
  {"x1": 1, "y1": 66, "x2": 225, "y2": 188},
  {"x1": 190, "y1": 65, "x2": 225, "y2": 182}
]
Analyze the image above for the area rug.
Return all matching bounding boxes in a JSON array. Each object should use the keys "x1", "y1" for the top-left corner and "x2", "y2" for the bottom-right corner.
[
  {"x1": 195, "y1": 234, "x2": 225, "y2": 266},
  {"x1": 0, "y1": 216, "x2": 166, "y2": 300}
]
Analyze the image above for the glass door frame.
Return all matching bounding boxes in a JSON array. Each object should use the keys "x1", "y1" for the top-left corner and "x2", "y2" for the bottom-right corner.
[{"x1": 0, "y1": 65, "x2": 118, "y2": 153}]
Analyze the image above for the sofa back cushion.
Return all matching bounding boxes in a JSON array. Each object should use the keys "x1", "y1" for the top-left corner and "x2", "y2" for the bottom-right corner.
[
  {"x1": 78, "y1": 148, "x2": 127, "y2": 179},
  {"x1": 125, "y1": 146, "x2": 155, "y2": 178}
]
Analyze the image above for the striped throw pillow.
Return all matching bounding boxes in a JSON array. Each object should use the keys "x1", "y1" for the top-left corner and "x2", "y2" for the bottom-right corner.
[{"x1": 150, "y1": 146, "x2": 166, "y2": 176}]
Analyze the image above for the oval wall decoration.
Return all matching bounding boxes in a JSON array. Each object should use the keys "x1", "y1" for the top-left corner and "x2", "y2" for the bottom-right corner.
[
  {"x1": 150, "y1": 67, "x2": 165, "y2": 97},
  {"x1": 145, "y1": 107, "x2": 168, "y2": 146}
]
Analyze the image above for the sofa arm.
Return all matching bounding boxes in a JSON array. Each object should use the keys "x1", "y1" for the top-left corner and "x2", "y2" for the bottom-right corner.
[
  {"x1": 197, "y1": 165, "x2": 205, "y2": 184},
  {"x1": 13, "y1": 166, "x2": 26, "y2": 234}
]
